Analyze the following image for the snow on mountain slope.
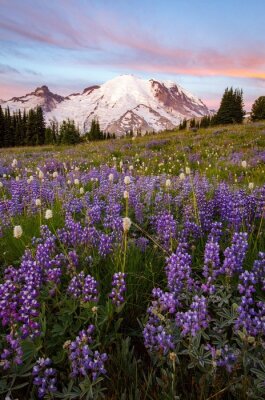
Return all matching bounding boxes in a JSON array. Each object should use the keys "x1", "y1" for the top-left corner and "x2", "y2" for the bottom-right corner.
[
  {"x1": 2, "y1": 75, "x2": 210, "y2": 136},
  {"x1": 4, "y1": 86, "x2": 65, "y2": 113}
]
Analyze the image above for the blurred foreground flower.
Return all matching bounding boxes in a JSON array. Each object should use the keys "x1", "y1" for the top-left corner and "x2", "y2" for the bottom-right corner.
[
  {"x1": 13, "y1": 225, "x2": 23, "y2": 239},
  {"x1": 123, "y1": 217, "x2": 131, "y2": 232},
  {"x1": 45, "y1": 209, "x2": 53, "y2": 220}
]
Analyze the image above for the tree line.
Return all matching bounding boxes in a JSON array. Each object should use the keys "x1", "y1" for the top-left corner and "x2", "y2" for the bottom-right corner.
[
  {"x1": 179, "y1": 89, "x2": 265, "y2": 130},
  {"x1": 0, "y1": 105, "x2": 114, "y2": 148},
  {"x1": 1, "y1": 89, "x2": 265, "y2": 147},
  {"x1": 0, "y1": 106, "x2": 46, "y2": 147}
]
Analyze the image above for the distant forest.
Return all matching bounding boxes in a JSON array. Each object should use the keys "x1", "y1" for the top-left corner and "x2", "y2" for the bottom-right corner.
[{"x1": 0, "y1": 106, "x2": 115, "y2": 147}]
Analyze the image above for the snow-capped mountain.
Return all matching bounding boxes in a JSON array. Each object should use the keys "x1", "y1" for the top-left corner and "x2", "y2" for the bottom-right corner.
[{"x1": 2, "y1": 75, "x2": 210, "y2": 135}]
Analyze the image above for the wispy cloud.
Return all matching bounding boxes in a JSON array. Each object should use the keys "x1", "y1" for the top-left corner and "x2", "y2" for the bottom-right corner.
[
  {"x1": 0, "y1": 64, "x2": 20, "y2": 75},
  {"x1": 0, "y1": 0, "x2": 264, "y2": 103}
]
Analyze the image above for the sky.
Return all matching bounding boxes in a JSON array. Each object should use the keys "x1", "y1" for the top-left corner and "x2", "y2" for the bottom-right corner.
[{"x1": 0, "y1": 0, "x2": 265, "y2": 109}]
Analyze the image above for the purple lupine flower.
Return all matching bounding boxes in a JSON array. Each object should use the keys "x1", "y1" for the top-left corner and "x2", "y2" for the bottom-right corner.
[
  {"x1": 153, "y1": 211, "x2": 176, "y2": 250},
  {"x1": 151, "y1": 288, "x2": 179, "y2": 314},
  {"x1": 143, "y1": 288, "x2": 177, "y2": 355},
  {"x1": 32, "y1": 357, "x2": 57, "y2": 398},
  {"x1": 83, "y1": 275, "x2": 99, "y2": 302},
  {"x1": 235, "y1": 262, "x2": 265, "y2": 336},
  {"x1": 176, "y1": 295, "x2": 209, "y2": 336},
  {"x1": 253, "y1": 252, "x2": 265, "y2": 290},
  {"x1": 135, "y1": 236, "x2": 149, "y2": 252},
  {"x1": 165, "y1": 242, "x2": 193, "y2": 297},
  {"x1": 202, "y1": 222, "x2": 222, "y2": 292},
  {"x1": 109, "y1": 272, "x2": 127, "y2": 306},
  {"x1": 98, "y1": 233, "x2": 113, "y2": 257},
  {"x1": 68, "y1": 272, "x2": 98, "y2": 303},
  {"x1": 0, "y1": 333, "x2": 23, "y2": 369},
  {"x1": 66, "y1": 325, "x2": 107, "y2": 380},
  {"x1": 68, "y1": 250, "x2": 79, "y2": 271},
  {"x1": 143, "y1": 315, "x2": 174, "y2": 355},
  {"x1": 220, "y1": 232, "x2": 248, "y2": 277},
  {"x1": 216, "y1": 345, "x2": 238, "y2": 373}
]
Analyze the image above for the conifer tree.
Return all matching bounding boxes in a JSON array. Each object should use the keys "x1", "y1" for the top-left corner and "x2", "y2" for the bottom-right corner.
[
  {"x1": 59, "y1": 119, "x2": 80, "y2": 144},
  {"x1": 251, "y1": 96, "x2": 265, "y2": 121},
  {"x1": 189, "y1": 118, "x2": 196, "y2": 128},
  {"x1": 0, "y1": 106, "x2": 5, "y2": 147},
  {"x1": 215, "y1": 87, "x2": 245, "y2": 125},
  {"x1": 36, "y1": 106, "x2": 46, "y2": 145}
]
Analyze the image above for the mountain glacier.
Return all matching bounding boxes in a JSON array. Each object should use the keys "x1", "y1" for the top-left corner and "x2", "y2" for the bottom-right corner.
[{"x1": 2, "y1": 75, "x2": 210, "y2": 135}]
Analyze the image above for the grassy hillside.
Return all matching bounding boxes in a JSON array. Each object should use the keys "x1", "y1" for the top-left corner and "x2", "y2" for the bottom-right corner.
[{"x1": 0, "y1": 122, "x2": 264, "y2": 399}]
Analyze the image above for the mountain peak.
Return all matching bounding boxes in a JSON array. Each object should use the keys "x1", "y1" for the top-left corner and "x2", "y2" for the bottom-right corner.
[
  {"x1": 34, "y1": 85, "x2": 51, "y2": 95},
  {"x1": 3, "y1": 75, "x2": 210, "y2": 135}
]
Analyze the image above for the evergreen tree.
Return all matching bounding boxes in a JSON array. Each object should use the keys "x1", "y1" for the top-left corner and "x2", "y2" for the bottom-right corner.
[
  {"x1": 0, "y1": 106, "x2": 5, "y2": 147},
  {"x1": 189, "y1": 118, "x2": 196, "y2": 128},
  {"x1": 200, "y1": 115, "x2": 211, "y2": 128},
  {"x1": 59, "y1": 119, "x2": 80, "y2": 144},
  {"x1": 36, "y1": 106, "x2": 46, "y2": 145},
  {"x1": 4, "y1": 107, "x2": 13, "y2": 147},
  {"x1": 215, "y1": 87, "x2": 245, "y2": 125},
  {"x1": 45, "y1": 121, "x2": 58, "y2": 144},
  {"x1": 251, "y1": 96, "x2": 265, "y2": 121},
  {"x1": 86, "y1": 118, "x2": 104, "y2": 141},
  {"x1": 179, "y1": 118, "x2": 187, "y2": 130},
  {"x1": 26, "y1": 109, "x2": 37, "y2": 145}
]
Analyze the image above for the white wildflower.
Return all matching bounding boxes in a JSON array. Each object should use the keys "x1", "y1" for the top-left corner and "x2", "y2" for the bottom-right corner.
[
  {"x1": 124, "y1": 176, "x2": 131, "y2": 185},
  {"x1": 241, "y1": 160, "x2": 247, "y2": 168},
  {"x1": 185, "y1": 166, "x2": 191, "y2": 175},
  {"x1": 108, "y1": 173, "x2": 114, "y2": 182},
  {"x1": 179, "y1": 172, "x2": 185, "y2": 181},
  {"x1": 13, "y1": 225, "x2": 23, "y2": 239},
  {"x1": 52, "y1": 171, "x2": 58, "y2": 178},
  {"x1": 35, "y1": 198, "x2": 41, "y2": 207},
  {"x1": 38, "y1": 170, "x2": 44, "y2": 179},
  {"x1": 11, "y1": 159, "x2": 18, "y2": 168},
  {"x1": 0, "y1": 182, "x2": 3, "y2": 188},
  {"x1": 74, "y1": 178, "x2": 79, "y2": 185},
  {"x1": 248, "y1": 182, "x2": 254, "y2": 190},
  {"x1": 45, "y1": 209, "x2": 53, "y2": 220},
  {"x1": 123, "y1": 190, "x2": 129, "y2": 199},
  {"x1": 80, "y1": 187, "x2": 84, "y2": 194},
  {"x1": 165, "y1": 179, "x2": 171, "y2": 188},
  {"x1": 122, "y1": 217, "x2": 132, "y2": 233}
]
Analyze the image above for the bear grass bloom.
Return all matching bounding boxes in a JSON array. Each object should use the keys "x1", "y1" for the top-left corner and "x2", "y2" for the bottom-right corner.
[
  {"x1": 124, "y1": 176, "x2": 131, "y2": 185},
  {"x1": 122, "y1": 217, "x2": 131, "y2": 233},
  {"x1": 13, "y1": 225, "x2": 23, "y2": 239},
  {"x1": 45, "y1": 209, "x2": 53, "y2": 220},
  {"x1": 108, "y1": 173, "x2": 114, "y2": 182}
]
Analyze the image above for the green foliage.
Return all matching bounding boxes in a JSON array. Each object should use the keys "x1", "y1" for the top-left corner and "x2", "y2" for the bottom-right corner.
[
  {"x1": 189, "y1": 118, "x2": 196, "y2": 128},
  {"x1": 215, "y1": 87, "x2": 245, "y2": 125},
  {"x1": 59, "y1": 119, "x2": 81, "y2": 145},
  {"x1": 179, "y1": 118, "x2": 187, "y2": 130},
  {"x1": 199, "y1": 115, "x2": 211, "y2": 128},
  {"x1": 251, "y1": 96, "x2": 265, "y2": 121},
  {"x1": 86, "y1": 119, "x2": 103, "y2": 141},
  {"x1": 0, "y1": 105, "x2": 46, "y2": 147}
]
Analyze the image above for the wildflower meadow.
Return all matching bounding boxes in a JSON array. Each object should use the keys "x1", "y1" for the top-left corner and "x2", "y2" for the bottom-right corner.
[{"x1": 0, "y1": 123, "x2": 265, "y2": 399}]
